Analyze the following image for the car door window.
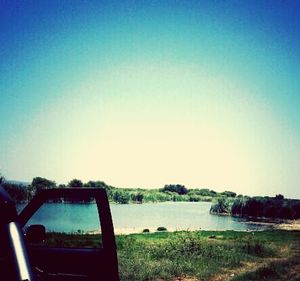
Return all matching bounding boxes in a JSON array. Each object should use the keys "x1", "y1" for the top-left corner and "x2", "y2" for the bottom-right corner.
[{"x1": 24, "y1": 199, "x2": 102, "y2": 248}]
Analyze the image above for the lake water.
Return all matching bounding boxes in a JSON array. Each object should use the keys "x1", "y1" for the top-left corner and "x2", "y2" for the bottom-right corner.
[{"x1": 17, "y1": 201, "x2": 269, "y2": 233}]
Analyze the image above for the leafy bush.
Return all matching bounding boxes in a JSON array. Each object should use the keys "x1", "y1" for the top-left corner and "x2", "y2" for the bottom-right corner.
[
  {"x1": 112, "y1": 190, "x2": 130, "y2": 204},
  {"x1": 161, "y1": 184, "x2": 188, "y2": 195},
  {"x1": 67, "y1": 178, "x2": 83, "y2": 187},
  {"x1": 230, "y1": 196, "x2": 300, "y2": 219},
  {"x1": 157, "y1": 226, "x2": 167, "y2": 231},
  {"x1": 210, "y1": 197, "x2": 232, "y2": 214},
  {"x1": 220, "y1": 191, "x2": 237, "y2": 198},
  {"x1": 32, "y1": 177, "x2": 56, "y2": 191},
  {"x1": 2, "y1": 182, "x2": 31, "y2": 202},
  {"x1": 131, "y1": 192, "x2": 144, "y2": 203}
]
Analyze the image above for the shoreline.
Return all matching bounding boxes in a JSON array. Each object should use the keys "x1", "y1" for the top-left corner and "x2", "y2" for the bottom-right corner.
[
  {"x1": 211, "y1": 212, "x2": 300, "y2": 231},
  {"x1": 249, "y1": 219, "x2": 300, "y2": 231},
  {"x1": 85, "y1": 219, "x2": 300, "y2": 235}
]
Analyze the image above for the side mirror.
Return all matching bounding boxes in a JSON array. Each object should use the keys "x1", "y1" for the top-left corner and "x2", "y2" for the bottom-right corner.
[{"x1": 25, "y1": 224, "x2": 46, "y2": 244}]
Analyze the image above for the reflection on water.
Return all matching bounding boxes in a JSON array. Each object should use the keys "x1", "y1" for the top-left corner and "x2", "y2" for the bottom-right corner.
[{"x1": 17, "y1": 201, "x2": 270, "y2": 233}]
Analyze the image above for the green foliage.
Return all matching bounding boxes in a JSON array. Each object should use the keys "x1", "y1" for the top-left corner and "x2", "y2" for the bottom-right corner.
[
  {"x1": 210, "y1": 196, "x2": 232, "y2": 214},
  {"x1": 130, "y1": 192, "x2": 144, "y2": 203},
  {"x1": 187, "y1": 191, "x2": 213, "y2": 202},
  {"x1": 2, "y1": 182, "x2": 31, "y2": 203},
  {"x1": 161, "y1": 184, "x2": 188, "y2": 195},
  {"x1": 112, "y1": 190, "x2": 130, "y2": 204},
  {"x1": 32, "y1": 177, "x2": 56, "y2": 191},
  {"x1": 45, "y1": 232, "x2": 102, "y2": 248},
  {"x1": 83, "y1": 180, "x2": 108, "y2": 188},
  {"x1": 39, "y1": 230, "x2": 300, "y2": 281},
  {"x1": 230, "y1": 196, "x2": 300, "y2": 219},
  {"x1": 275, "y1": 194, "x2": 284, "y2": 200},
  {"x1": 187, "y1": 193, "x2": 202, "y2": 202},
  {"x1": 68, "y1": 179, "x2": 83, "y2": 187},
  {"x1": 220, "y1": 190, "x2": 237, "y2": 198},
  {"x1": 116, "y1": 230, "x2": 282, "y2": 281},
  {"x1": 196, "y1": 188, "x2": 217, "y2": 197},
  {"x1": 142, "y1": 190, "x2": 172, "y2": 203},
  {"x1": 157, "y1": 226, "x2": 167, "y2": 231},
  {"x1": 8, "y1": 176, "x2": 297, "y2": 218},
  {"x1": 171, "y1": 193, "x2": 189, "y2": 202}
]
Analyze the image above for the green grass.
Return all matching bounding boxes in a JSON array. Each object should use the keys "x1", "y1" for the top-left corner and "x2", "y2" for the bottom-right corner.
[
  {"x1": 44, "y1": 232, "x2": 102, "y2": 248},
  {"x1": 116, "y1": 230, "x2": 280, "y2": 280},
  {"x1": 42, "y1": 230, "x2": 300, "y2": 280},
  {"x1": 231, "y1": 258, "x2": 300, "y2": 281}
]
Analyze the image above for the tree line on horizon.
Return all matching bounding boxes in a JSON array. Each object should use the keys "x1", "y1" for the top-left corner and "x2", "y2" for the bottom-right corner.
[
  {"x1": 0, "y1": 176, "x2": 237, "y2": 204},
  {"x1": 2, "y1": 175, "x2": 299, "y2": 220}
]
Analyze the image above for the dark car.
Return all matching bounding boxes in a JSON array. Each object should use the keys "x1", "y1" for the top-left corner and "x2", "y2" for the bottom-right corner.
[{"x1": 0, "y1": 187, "x2": 119, "y2": 281}]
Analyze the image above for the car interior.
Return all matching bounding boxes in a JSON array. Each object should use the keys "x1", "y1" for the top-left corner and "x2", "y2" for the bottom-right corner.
[{"x1": 1, "y1": 188, "x2": 119, "y2": 281}]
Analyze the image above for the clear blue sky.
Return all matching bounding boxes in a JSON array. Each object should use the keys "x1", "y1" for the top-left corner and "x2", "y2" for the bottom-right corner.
[{"x1": 1, "y1": 0, "x2": 300, "y2": 198}]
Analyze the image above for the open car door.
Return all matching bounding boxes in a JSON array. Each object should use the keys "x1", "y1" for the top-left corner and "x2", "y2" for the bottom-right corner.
[{"x1": 18, "y1": 188, "x2": 119, "y2": 281}]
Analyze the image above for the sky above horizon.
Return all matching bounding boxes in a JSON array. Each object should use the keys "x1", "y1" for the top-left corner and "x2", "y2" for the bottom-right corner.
[{"x1": 1, "y1": 1, "x2": 300, "y2": 199}]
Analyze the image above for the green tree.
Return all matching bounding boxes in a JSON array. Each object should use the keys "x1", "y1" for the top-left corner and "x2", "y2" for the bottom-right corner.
[
  {"x1": 68, "y1": 179, "x2": 83, "y2": 187},
  {"x1": 210, "y1": 197, "x2": 231, "y2": 214},
  {"x1": 131, "y1": 192, "x2": 144, "y2": 203},
  {"x1": 162, "y1": 184, "x2": 188, "y2": 195},
  {"x1": 190, "y1": 188, "x2": 217, "y2": 197},
  {"x1": 112, "y1": 190, "x2": 130, "y2": 204},
  {"x1": 187, "y1": 193, "x2": 201, "y2": 202},
  {"x1": 84, "y1": 180, "x2": 108, "y2": 188},
  {"x1": 220, "y1": 191, "x2": 237, "y2": 198},
  {"x1": 275, "y1": 194, "x2": 284, "y2": 200},
  {"x1": 31, "y1": 177, "x2": 56, "y2": 191},
  {"x1": 2, "y1": 182, "x2": 31, "y2": 202}
]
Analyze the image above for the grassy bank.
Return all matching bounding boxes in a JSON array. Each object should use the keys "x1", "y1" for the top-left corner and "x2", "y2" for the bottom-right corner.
[{"x1": 43, "y1": 230, "x2": 300, "y2": 280}]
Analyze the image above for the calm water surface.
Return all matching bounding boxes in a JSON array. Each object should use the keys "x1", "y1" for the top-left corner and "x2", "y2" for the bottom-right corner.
[{"x1": 17, "y1": 202, "x2": 269, "y2": 233}]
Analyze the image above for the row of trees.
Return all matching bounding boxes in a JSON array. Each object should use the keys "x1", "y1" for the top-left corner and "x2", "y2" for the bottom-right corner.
[
  {"x1": 0, "y1": 176, "x2": 237, "y2": 205},
  {"x1": 2, "y1": 174, "x2": 298, "y2": 220},
  {"x1": 210, "y1": 195, "x2": 300, "y2": 220},
  {"x1": 0, "y1": 177, "x2": 114, "y2": 203}
]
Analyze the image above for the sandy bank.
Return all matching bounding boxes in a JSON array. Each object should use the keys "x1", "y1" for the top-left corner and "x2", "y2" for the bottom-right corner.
[
  {"x1": 245, "y1": 219, "x2": 300, "y2": 231},
  {"x1": 274, "y1": 219, "x2": 300, "y2": 231}
]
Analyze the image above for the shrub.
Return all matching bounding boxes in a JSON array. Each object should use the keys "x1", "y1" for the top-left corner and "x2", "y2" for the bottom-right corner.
[
  {"x1": 162, "y1": 184, "x2": 188, "y2": 195},
  {"x1": 112, "y1": 190, "x2": 130, "y2": 204},
  {"x1": 157, "y1": 226, "x2": 167, "y2": 231},
  {"x1": 210, "y1": 197, "x2": 231, "y2": 214},
  {"x1": 67, "y1": 178, "x2": 83, "y2": 187}
]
